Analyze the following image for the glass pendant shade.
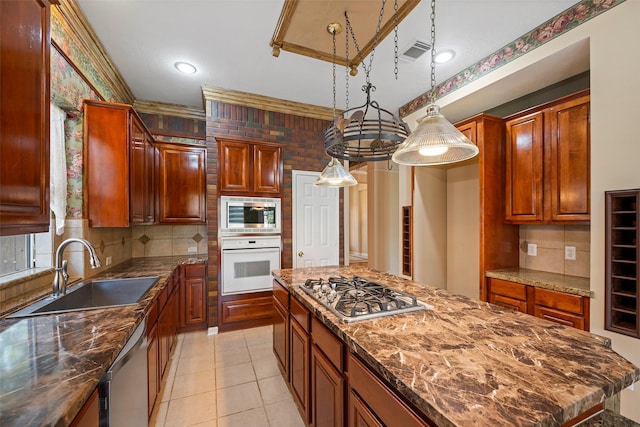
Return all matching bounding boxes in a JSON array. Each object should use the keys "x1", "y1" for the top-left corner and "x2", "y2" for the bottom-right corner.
[
  {"x1": 392, "y1": 104, "x2": 479, "y2": 166},
  {"x1": 314, "y1": 158, "x2": 357, "y2": 187}
]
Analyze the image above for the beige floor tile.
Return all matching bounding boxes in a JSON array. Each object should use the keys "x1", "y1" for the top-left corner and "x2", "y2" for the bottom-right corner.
[
  {"x1": 252, "y1": 355, "x2": 282, "y2": 380},
  {"x1": 150, "y1": 400, "x2": 169, "y2": 427},
  {"x1": 248, "y1": 342, "x2": 273, "y2": 361},
  {"x1": 243, "y1": 325, "x2": 272, "y2": 345},
  {"x1": 171, "y1": 370, "x2": 216, "y2": 400},
  {"x1": 158, "y1": 374, "x2": 174, "y2": 403},
  {"x1": 180, "y1": 343, "x2": 215, "y2": 361},
  {"x1": 164, "y1": 390, "x2": 217, "y2": 427},
  {"x1": 191, "y1": 420, "x2": 217, "y2": 427},
  {"x1": 258, "y1": 375, "x2": 290, "y2": 405},
  {"x1": 216, "y1": 361, "x2": 256, "y2": 389},
  {"x1": 216, "y1": 381, "x2": 263, "y2": 418},
  {"x1": 264, "y1": 398, "x2": 306, "y2": 427},
  {"x1": 217, "y1": 407, "x2": 270, "y2": 427},
  {"x1": 176, "y1": 354, "x2": 216, "y2": 376},
  {"x1": 215, "y1": 330, "x2": 246, "y2": 350},
  {"x1": 215, "y1": 347, "x2": 252, "y2": 367}
]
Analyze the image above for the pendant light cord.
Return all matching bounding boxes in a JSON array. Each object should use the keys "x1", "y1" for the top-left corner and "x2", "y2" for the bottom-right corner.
[{"x1": 429, "y1": 0, "x2": 437, "y2": 104}]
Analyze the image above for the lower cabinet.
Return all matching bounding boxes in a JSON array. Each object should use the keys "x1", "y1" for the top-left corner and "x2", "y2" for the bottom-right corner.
[
  {"x1": 487, "y1": 277, "x2": 590, "y2": 330},
  {"x1": 70, "y1": 388, "x2": 99, "y2": 427},
  {"x1": 273, "y1": 280, "x2": 289, "y2": 376},
  {"x1": 290, "y1": 299, "x2": 310, "y2": 423},
  {"x1": 179, "y1": 262, "x2": 208, "y2": 332},
  {"x1": 311, "y1": 344, "x2": 344, "y2": 427}
]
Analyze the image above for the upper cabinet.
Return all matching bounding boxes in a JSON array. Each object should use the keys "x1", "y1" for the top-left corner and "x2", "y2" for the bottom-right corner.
[
  {"x1": 0, "y1": 0, "x2": 55, "y2": 236},
  {"x1": 505, "y1": 90, "x2": 590, "y2": 224},
  {"x1": 218, "y1": 139, "x2": 282, "y2": 196},
  {"x1": 84, "y1": 100, "x2": 156, "y2": 227},
  {"x1": 156, "y1": 142, "x2": 207, "y2": 224}
]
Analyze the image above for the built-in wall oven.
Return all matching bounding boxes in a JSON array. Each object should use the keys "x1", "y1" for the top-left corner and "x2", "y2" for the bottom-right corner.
[{"x1": 220, "y1": 235, "x2": 281, "y2": 295}]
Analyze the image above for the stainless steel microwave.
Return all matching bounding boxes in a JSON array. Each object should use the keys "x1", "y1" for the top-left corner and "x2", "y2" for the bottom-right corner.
[{"x1": 219, "y1": 196, "x2": 281, "y2": 235}]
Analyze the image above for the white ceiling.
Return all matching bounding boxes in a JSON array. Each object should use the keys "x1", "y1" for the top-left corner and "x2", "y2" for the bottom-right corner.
[{"x1": 75, "y1": 0, "x2": 579, "y2": 113}]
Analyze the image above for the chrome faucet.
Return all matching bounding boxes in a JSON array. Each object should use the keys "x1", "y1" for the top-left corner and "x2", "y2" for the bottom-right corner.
[{"x1": 52, "y1": 238, "x2": 102, "y2": 298}]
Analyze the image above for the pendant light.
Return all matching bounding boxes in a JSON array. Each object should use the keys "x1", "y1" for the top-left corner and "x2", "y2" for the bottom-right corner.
[
  {"x1": 315, "y1": 22, "x2": 357, "y2": 187},
  {"x1": 323, "y1": 2, "x2": 410, "y2": 163},
  {"x1": 392, "y1": 0, "x2": 478, "y2": 166}
]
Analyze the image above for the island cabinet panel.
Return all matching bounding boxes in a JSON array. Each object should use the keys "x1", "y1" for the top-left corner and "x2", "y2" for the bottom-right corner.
[
  {"x1": 218, "y1": 138, "x2": 283, "y2": 196},
  {"x1": 505, "y1": 90, "x2": 590, "y2": 224},
  {"x1": 349, "y1": 392, "x2": 382, "y2": 427},
  {"x1": 146, "y1": 300, "x2": 160, "y2": 418},
  {"x1": 311, "y1": 317, "x2": 344, "y2": 427},
  {"x1": 84, "y1": 100, "x2": 156, "y2": 227},
  {"x1": 179, "y1": 263, "x2": 208, "y2": 331},
  {"x1": 290, "y1": 306, "x2": 310, "y2": 423},
  {"x1": 156, "y1": 142, "x2": 206, "y2": 223},
  {"x1": 273, "y1": 290, "x2": 289, "y2": 377},
  {"x1": 70, "y1": 388, "x2": 99, "y2": 427},
  {"x1": 487, "y1": 278, "x2": 528, "y2": 313},
  {"x1": 488, "y1": 277, "x2": 590, "y2": 331},
  {"x1": 347, "y1": 353, "x2": 433, "y2": 427},
  {"x1": 0, "y1": 0, "x2": 53, "y2": 236}
]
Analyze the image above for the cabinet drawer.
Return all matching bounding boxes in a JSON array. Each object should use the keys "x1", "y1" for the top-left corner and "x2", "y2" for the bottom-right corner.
[
  {"x1": 533, "y1": 305, "x2": 586, "y2": 330},
  {"x1": 290, "y1": 296, "x2": 310, "y2": 332},
  {"x1": 312, "y1": 317, "x2": 343, "y2": 372},
  {"x1": 273, "y1": 279, "x2": 289, "y2": 309},
  {"x1": 533, "y1": 288, "x2": 585, "y2": 315},
  {"x1": 221, "y1": 296, "x2": 273, "y2": 324},
  {"x1": 185, "y1": 263, "x2": 206, "y2": 278},
  {"x1": 488, "y1": 278, "x2": 527, "y2": 300},
  {"x1": 489, "y1": 294, "x2": 528, "y2": 313}
]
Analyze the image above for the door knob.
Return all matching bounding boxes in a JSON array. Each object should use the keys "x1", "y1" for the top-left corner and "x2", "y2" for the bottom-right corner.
[{"x1": 298, "y1": 251, "x2": 304, "y2": 257}]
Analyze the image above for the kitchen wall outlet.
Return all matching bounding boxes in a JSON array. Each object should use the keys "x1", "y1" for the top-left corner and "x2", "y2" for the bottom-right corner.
[
  {"x1": 565, "y1": 246, "x2": 577, "y2": 261},
  {"x1": 105, "y1": 256, "x2": 112, "y2": 266},
  {"x1": 527, "y1": 243, "x2": 537, "y2": 256},
  {"x1": 187, "y1": 246, "x2": 197, "y2": 254}
]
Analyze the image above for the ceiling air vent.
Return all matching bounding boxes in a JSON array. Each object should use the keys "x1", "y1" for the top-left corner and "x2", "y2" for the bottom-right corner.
[{"x1": 399, "y1": 39, "x2": 431, "y2": 63}]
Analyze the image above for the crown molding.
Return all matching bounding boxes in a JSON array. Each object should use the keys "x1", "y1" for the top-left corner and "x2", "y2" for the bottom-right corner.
[
  {"x1": 202, "y1": 85, "x2": 335, "y2": 121},
  {"x1": 133, "y1": 100, "x2": 205, "y2": 121},
  {"x1": 52, "y1": 0, "x2": 134, "y2": 104}
]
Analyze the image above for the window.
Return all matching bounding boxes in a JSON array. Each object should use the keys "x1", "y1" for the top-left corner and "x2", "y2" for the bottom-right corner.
[{"x1": 0, "y1": 234, "x2": 32, "y2": 277}]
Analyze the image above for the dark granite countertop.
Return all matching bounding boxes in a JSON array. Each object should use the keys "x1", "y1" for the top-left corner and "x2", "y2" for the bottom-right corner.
[
  {"x1": 0, "y1": 256, "x2": 206, "y2": 427},
  {"x1": 273, "y1": 265, "x2": 639, "y2": 427},
  {"x1": 485, "y1": 267, "x2": 593, "y2": 298}
]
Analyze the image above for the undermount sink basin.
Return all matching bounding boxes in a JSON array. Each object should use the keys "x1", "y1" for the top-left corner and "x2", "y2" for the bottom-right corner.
[{"x1": 7, "y1": 276, "x2": 159, "y2": 318}]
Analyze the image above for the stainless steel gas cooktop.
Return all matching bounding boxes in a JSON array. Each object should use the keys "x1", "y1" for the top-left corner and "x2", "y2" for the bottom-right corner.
[{"x1": 300, "y1": 276, "x2": 425, "y2": 322}]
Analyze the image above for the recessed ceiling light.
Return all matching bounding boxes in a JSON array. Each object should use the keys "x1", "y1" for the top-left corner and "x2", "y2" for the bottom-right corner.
[
  {"x1": 175, "y1": 62, "x2": 197, "y2": 74},
  {"x1": 434, "y1": 50, "x2": 455, "y2": 64}
]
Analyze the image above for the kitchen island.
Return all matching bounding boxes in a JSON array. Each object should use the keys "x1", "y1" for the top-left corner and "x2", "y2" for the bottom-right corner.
[
  {"x1": 274, "y1": 265, "x2": 639, "y2": 426},
  {"x1": 0, "y1": 256, "x2": 204, "y2": 426}
]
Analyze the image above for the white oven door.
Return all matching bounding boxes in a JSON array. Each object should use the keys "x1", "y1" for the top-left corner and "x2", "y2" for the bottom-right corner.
[{"x1": 221, "y1": 247, "x2": 281, "y2": 295}]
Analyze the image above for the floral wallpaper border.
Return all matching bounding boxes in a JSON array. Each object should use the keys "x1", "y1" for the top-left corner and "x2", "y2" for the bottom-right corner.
[{"x1": 398, "y1": 0, "x2": 626, "y2": 118}]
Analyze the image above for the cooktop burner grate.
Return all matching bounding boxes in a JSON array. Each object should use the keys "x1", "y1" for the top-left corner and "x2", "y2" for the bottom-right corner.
[{"x1": 300, "y1": 276, "x2": 425, "y2": 322}]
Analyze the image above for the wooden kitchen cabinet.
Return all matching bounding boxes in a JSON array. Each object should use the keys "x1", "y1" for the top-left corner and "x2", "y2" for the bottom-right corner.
[
  {"x1": 505, "y1": 90, "x2": 590, "y2": 224},
  {"x1": 290, "y1": 308, "x2": 310, "y2": 423},
  {"x1": 178, "y1": 263, "x2": 208, "y2": 331},
  {"x1": 487, "y1": 277, "x2": 590, "y2": 331},
  {"x1": 347, "y1": 353, "x2": 431, "y2": 427},
  {"x1": 218, "y1": 138, "x2": 283, "y2": 196},
  {"x1": 273, "y1": 280, "x2": 289, "y2": 377},
  {"x1": 84, "y1": 100, "x2": 156, "y2": 227},
  {"x1": 0, "y1": 0, "x2": 55, "y2": 235},
  {"x1": 156, "y1": 142, "x2": 206, "y2": 223},
  {"x1": 311, "y1": 316, "x2": 345, "y2": 427},
  {"x1": 146, "y1": 300, "x2": 160, "y2": 418},
  {"x1": 70, "y1": 388, "x2": 99, "y2": 427}
]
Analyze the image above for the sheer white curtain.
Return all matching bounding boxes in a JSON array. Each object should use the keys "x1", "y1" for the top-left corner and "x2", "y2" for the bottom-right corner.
[{"x1": 50, "y1": 104, "x2": 67, "y2": 235}]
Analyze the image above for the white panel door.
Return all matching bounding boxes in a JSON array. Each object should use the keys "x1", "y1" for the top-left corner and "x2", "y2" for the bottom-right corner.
[{"x1": 293, "y1": 170, "x2": 339, "y2": 268}]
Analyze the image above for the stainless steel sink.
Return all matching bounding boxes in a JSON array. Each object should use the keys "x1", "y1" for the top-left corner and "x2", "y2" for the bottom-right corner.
[{"x1": 7, "y1": 276, "x2": 159, "y2": 318}]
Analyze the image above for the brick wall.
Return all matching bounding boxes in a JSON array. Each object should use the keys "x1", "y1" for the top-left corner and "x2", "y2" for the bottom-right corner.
[{"x1": 205, "y1": 101, "x2": 344, "y2": 327}]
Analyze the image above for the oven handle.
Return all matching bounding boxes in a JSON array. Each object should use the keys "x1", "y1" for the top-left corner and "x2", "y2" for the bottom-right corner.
[{"x1": 222, "y1": 247, "x2": 280, "y2": 254}]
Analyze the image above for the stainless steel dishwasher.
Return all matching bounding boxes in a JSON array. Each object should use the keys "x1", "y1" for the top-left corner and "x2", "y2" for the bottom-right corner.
[{"x1": 98, "y1": 320, "x2": 148, "y2": 426}]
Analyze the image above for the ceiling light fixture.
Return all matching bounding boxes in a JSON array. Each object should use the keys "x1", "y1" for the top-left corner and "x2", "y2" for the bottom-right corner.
[
  {"x1": 175, "y1": 61, "x2": 197, "y2": 74},
  {"x1": 392, "y1": 0, "x2": 478, "y2": 166},
  {"x1": 434, "y1": 49, "x2": 455, "y2": 64},
  {"x1": 315, "y1": 22, "x2": 357, "y2": 187},
  {"x1": 323, "y1": 2, "x2": 410, "y2": 163}
]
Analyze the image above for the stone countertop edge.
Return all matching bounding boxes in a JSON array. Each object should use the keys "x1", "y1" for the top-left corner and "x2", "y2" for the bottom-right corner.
[
  {"x1": 485, "y1": 267, "x2": 594, "y2": 298},
  {"x1": 0, "y1": 255, "x2": 207, "y2": 427},
  {"x1": 273, "y1": 266, "x2": 640, "y2": 427}
]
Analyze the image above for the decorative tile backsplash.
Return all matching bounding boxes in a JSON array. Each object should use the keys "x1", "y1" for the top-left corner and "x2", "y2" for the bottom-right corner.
[
  {"x1": 132, "y1": 225, "x2": 208, "y2": 258},
  {"x1": 519, "y1": 225, "x2": 590, "y2": 278}
]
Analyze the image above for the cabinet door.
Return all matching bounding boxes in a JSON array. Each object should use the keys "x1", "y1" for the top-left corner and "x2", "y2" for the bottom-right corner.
[
  {"x1": 456, "y1": 120, "x2": 477, "y2": 144},
  {"x1": 0, "y1": 0, "x2": 52, "y2": 235},
  {"x1": 219, "y1": 141, "x2": 251, "y2": 193},
  {"x1": 505, "y1": 111, "x2": 544, "y2": 222},
  {"x1": 311, "y1": 345, "x2": 344, "y2": 427},
  {"x1": 70, "y1": 388, "x2": 99, "y2": 427},
  {"x1": 487, "y1": 278, "x2": 528, "y2": 313},
  {"x1": 130, "y1": 117, "x2": 147, "y2": 224},
  {"x1": 254, "y1": 145, "x2": 282, "y2": 194},
  {"x1": 157, "y1": 143, "x2": 206, "y2": 223},
  {"x1": 273, "y1": 297, "x2": 289, "y2": 377},
  {"x1": 349, "y1": 391, "x2": 383, "y2": 427},
  {"x1": 145, "y1": 133, "x2": 156, "y2": 223},
  {"x1": 146, "y1": 323, "x2": 159, "y2": 418},
  {"x1": 290, "y1": 319, "x2": 310, "y2": 423},
  {"x1": 179, "y1": 263, "x2": 208, "y2": 329},
  {"x1": 547, "y1": 96, "x2": 590, "y2": 222}
]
